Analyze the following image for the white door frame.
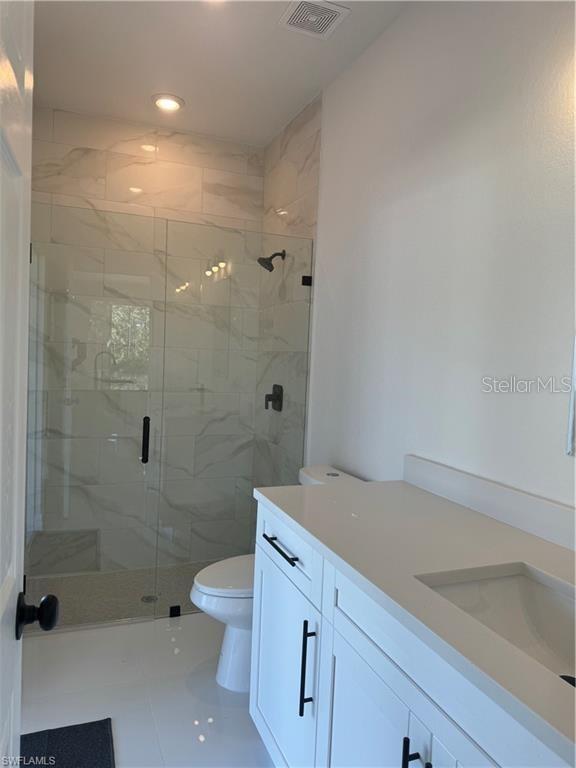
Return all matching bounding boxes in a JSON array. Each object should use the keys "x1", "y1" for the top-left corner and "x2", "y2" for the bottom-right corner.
[{"x1": 0, "y1": 0, "x2": 34, "y2": 759}]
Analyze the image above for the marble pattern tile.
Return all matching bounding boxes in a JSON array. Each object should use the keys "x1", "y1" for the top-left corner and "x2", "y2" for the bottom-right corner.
[
  {"x1": 188, "y1": 519, "x2": 253, "y2": 563},
  {"x1": 256, "y1": 350, "x2": 309, "y2": 405},
  {"x1": 53, "y1": 111, "x2": 158, "y2": 157},
  {"x1": 259, "y1": 301, "x2": 310, "y2": 352},
  {"x1": 52, "y1": 206, "x2": 155, "y2": 252},
  {"x1": 31, "y1": 293, "x2": 166, "y2": 353},
  {"x1": 51, "y1": 193, "x2": 155, "y2": 219},
  {"x1": 197, "y1": 349, "x2": 257, "y2": 394},
  {"x1": 104, "y1": 249, "x2": 166, "y2": 301},
  {"x1": 194, "y1": 435, "x2": 254, "y2": 479},
  {"x1": 258, "y1": 244, "x2": 313, "y2": 308},
  {"x1": 167, "y1": 219, "x2": 260, "y2": 264},
  {"x1": 263, "y1": 98, "x2": 320, "y2": 239},
  {"x1": 162, "y1": 436, "x2": 195, "y2": 481},
  {"x1": 156, "y1": 131, "x2": 253, "y2": 174},
  {"x1": 159, "y1": 393, "x2": 251, "y2": 437},
  {"x1": 230, "y1": 308, "x2": 260, "y2": 351},
  {"x1": 252, "y1": 437, "x2": 301, "y2": 487},
  {"x1": 255, "y1": 399, "x2": 306, "y2": 459},
  {"x1": 32, "y1": 191, "x2": 52, "y2": 204},
  {"x1": 234, "y1": 479, "x2": 257, "y2": 522},
  {"x1": 32, "y1": 294, "x2": 111, "y2": 344},
  {"x1": 33, "y1": 141, "x2": 107, "y2": 198},
  {"x1": 164, "y1": 302, "x2": 231, "y2": 349},
  {"x1": 39, "y1": 482, "x2": 150, "y2": 531},
  {"x1": 30, "y1": 341, "x2": 103, "y2": 390},
  {"x1": 229, "y1": 262, "x2": 260, "y2": 308},
  {"x1": 28, "y1": 437, "x2": 101, "y2": 486},
  {"x1": 264, "y1": 98, "x2": 321, "y2": 174},
  {"x1": 263, "y1": 131, "x2": 320, "y2": 210},
  {"x1": 106, "y1": 154, "x2": 202, "y2": 212},
  {"x1": 263, "y1": 186, "x2": 318, "y2": 239},
  {"x1": 44, "y1": 390, "x2": 148, "y2": 438},
  {"x1": 26, "y1": 530, "x2": 100, "y2": 576},
  {"x1": 99, "y1": 436, "x2": 151, "y2": 485},
  {"x1": 158, "y1": 478, "x2": 237, "y2": 524},
  {"x1": 31, "y1": 202, "x2": 52, "y2": 242},
  {"x1": 31, "y1": 242, "x2": 104, "y2": 297},
  {"x1": 166, "y1": 257, "x2": 230, "y2": 306},
  {"x1": 161, "y1": 348, "x2": 200, "y2": 392},
  {"x1": 203, "y1": 170, "x2": 263, "y2": 222},
  {"x1": 156, "y1": 208, "x2": 251, "y2": 230},
  {"x1": 26, "y1": 108, "x2": 316, "y2": 617},
  {"x1": 98, "y1": 526, "x2": 160, "y2": 571}
]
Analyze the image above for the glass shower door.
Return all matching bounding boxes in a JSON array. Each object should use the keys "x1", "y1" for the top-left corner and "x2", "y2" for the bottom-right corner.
[
  {"x1": 151, "y1": 221, "x2": 313, "y2": 615},
  {"x1": 24, "y1": 205, "x2": 314, "y2": 627},
  {"x1": 25, "y1": 205, "x2": 167, "y2": 626}
]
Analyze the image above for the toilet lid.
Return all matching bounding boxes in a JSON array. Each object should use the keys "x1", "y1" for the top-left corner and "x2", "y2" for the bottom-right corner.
[{"x1": 193, "y1": 554, "x2": 255, "y2": 598}]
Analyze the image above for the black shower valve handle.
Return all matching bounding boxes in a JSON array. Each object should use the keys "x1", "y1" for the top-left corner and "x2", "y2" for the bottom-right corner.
[{"x1": 264, "y1": 384, "x2": 283, "y2": 412}]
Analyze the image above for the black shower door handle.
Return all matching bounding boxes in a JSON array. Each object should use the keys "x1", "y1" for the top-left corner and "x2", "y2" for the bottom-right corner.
[{"x1": 141, "y1": 416, "x2": 150, "y2": 464}]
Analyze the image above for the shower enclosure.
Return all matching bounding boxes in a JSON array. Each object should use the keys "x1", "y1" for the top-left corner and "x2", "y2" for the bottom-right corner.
[{"x1": 25, "y1": 204, "x2": 312, "y2": 626}]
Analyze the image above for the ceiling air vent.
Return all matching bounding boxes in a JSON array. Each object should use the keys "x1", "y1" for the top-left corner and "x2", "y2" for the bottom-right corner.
[{"x1": 279, "y1": 1, "x2": 350, "y2": 40}]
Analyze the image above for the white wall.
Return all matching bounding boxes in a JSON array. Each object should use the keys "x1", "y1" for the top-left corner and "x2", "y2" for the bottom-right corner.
[{"x1": 307, "y1": 2, "x2": 574, "y2": 505}]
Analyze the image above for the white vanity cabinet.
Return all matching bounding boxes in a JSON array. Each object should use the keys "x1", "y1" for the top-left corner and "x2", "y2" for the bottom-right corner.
[
  {"x1": 322, "y1": 628, "x2": 410, "y2": 768},
  {"x1": 250, "y1": 500, "x2": 572, "y2": 768},
  {"x1": 316, "y1": 616, "x2": 494, "y2": 768},
  {"x1": 250, "y1": 541, "x2": 322, "y2": 767}
]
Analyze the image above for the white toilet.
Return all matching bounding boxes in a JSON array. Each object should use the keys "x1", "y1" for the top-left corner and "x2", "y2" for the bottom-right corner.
[{"x1": 190, "y1": 465, "x2": 363, "y2": 692}]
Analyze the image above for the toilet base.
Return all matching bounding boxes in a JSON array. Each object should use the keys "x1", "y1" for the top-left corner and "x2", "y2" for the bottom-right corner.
[{"x1": 216, "y1": 625, "x2": 252, "y2": 693}]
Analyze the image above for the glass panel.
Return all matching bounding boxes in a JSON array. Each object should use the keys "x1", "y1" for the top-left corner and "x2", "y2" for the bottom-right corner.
[
  {"x1": 25, "y1": 207, "x2": 313, "y2": 626},
  {"x1": 25, "y1": 207, "x2": 167, "y2": 627},
  {"x1": 154, "y1": 222, "x2": 313, "y2": 616}
]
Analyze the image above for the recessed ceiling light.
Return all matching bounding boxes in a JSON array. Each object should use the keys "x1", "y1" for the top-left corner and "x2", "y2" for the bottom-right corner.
[
  {"x1": 141, "y1": 144, "x2": 156, "y2": 153},
  {"x1": 211, "y1": 266, "x2": 219, "y2": 273},
  {"x1": 218, "y1": 261, "x2": 226, "y2": 268},
  {"x1": 153, "y1": 94, "x2": 184, "y2": 112},
  {"x1": 205, "y1": 270, "x2": 212, "y2": 277},
  {"x1": 129, "y1": 186, "x2": 143, "y2": 194}
]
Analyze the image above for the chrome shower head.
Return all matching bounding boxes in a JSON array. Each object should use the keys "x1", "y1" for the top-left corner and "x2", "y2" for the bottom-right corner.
[{"x1": 257, "y1": 250, "x2": 286, "y2": 272}]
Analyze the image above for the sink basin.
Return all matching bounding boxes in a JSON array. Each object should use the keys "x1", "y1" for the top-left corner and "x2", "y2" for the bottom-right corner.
[{"x1": 417, "y1": 563, "x2": 575, "y2": 677}]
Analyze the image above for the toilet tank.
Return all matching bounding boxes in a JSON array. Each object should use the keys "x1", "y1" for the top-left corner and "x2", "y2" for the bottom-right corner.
[{"x1": 298, "y1": 464, "x2": 364, "y2": 486}]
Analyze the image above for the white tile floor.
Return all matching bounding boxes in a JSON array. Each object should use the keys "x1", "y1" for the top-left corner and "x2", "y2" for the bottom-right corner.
[{"x1": 22, "y1": 613, "x2": 272, "y2": 768}]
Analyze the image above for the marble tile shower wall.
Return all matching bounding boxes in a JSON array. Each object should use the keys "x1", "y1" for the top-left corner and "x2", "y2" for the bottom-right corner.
[
  {"x1": 28, "y1": 108, "x2": 313, "y2": 605},
  {"x1": 32, "y1": 108, "x2": 264, "y2": 227},
  {"x1": 262, "y1": 98, "x2": 321, "y2": 239}
]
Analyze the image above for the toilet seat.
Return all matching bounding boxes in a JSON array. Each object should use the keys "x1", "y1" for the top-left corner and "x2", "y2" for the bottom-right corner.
[{"x1": 193, "y1": 554, "x2": 254, "y2": 598}]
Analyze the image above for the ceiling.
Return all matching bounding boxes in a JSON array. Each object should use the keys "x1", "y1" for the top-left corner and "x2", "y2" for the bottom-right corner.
[{"x1": 33, "y1": 1, "x2": 404, "y2": 146}]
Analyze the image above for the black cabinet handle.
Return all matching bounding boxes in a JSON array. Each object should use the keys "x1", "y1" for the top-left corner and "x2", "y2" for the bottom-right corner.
[
  {"x1": 262, "y1": 533, "x2": 299, "y2": 567},
  {"x1": 298, "y1": 619, "x2": 316, "y2": 716},
  {"x1": 15, "y1": 592, "x2": 59, "y2": 640},
  {"x1": 401, "y1": 738, "x2": 421, "y2": 768},
  {"x1": 141, "y1": 416, "x2": 150, "y2": 464},
  {"x1": 425, "y1": 763, "x2": 432, "y2": 768}
]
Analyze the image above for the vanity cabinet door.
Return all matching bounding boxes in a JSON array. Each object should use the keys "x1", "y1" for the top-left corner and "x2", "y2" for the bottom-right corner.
[
  {"x1": 328, "y1": 630, "x2": 410, "y2": 768},
  {"x1": 250, "y1": 544, "x2": 321, "y2": 767}
]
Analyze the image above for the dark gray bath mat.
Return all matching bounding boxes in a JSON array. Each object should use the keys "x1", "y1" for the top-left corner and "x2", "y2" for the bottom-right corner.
[{"x1": 21, "y1": 718, "x2": 115, "y2": 768}]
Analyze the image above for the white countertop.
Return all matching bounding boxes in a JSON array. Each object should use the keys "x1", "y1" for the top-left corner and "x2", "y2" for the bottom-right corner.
[{"x1": 254, "y1": 480, "x2": 575, "y2": 762}]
